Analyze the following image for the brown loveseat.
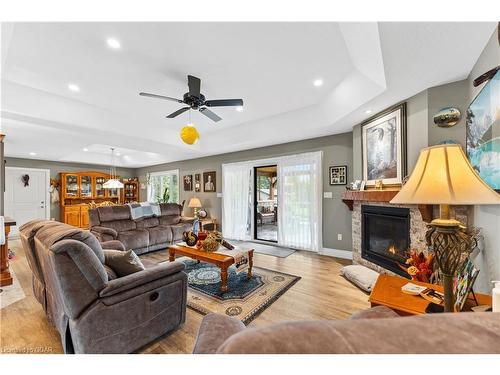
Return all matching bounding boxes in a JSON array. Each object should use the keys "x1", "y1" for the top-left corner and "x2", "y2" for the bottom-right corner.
[
  {"x1": 20, "y1": 220, "x2": 187, "y2": 354},
  {"x1": 193, "y1": 307, "x2": 500, "y2": 354},
  {"x1": 89, "y1": 203, "x2": 193, "y2": 255}
]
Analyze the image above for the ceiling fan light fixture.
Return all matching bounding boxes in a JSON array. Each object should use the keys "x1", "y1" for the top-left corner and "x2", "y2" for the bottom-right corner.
[{"x1": 180, "y1": 125, "x2": 200, "y2": 145}]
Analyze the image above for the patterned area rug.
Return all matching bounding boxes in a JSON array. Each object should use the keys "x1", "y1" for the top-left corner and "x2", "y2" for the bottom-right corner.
[{"x1": 172, "y1": 258, "x2": 300, "y2": 324}]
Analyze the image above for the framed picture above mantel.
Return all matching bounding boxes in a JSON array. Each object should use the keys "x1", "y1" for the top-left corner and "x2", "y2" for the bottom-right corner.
[{"x1": 361, "y1": 102, "x2": 407, "y2": 187}]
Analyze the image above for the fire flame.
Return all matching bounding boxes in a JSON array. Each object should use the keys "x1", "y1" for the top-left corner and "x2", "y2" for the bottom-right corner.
[{"x1": 387, "y1": 245, "x2": 397, "y2": 255}]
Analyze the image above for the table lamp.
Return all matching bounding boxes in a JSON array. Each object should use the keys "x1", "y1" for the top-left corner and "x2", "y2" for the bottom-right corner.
[
  {"x1": 391, "y1": 144, "x2": 500, "y2": 312},
  {"x1": 188, "y1": 197, "x2": 202, "y2": 218}
]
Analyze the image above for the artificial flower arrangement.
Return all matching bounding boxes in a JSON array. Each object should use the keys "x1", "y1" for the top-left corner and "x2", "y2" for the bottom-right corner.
[{"x1": 400, "y1": 250, "x2": 434, "y2": 283}]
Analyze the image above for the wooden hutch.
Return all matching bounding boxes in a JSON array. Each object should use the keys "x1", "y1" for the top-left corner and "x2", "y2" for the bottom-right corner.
[
  {"x1": 60, "y1": 171, "x2": 121, "y2": 229},
  {"x1": 121, "y1": 178, "x2": 140, "y2": 204}
]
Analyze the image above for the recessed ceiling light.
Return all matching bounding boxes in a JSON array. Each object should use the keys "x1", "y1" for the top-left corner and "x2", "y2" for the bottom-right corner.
[
  {"x1": 68, "y1": 83, "x2": 80, "y2": 92},
  {"x1": 106, "y1": 38, "x2": 121, "y2": 49},
  {"x1": 236, "y1": 106, "x2": 244, "y2": 112},
  {"x1": 313, "y1": 79, "x2": 323, "y2": 87},
  {"x1": 365, "y1": 109, "x2": 373, "y2": 114},
  {"x1": 29, "y1": 152, "x2": 37, "y2": 156},
  {"x1": 116, "y1": 152, "x2": 121, "y2": 156},
  {"x1": 83, "y1": 148, "x2": 89, "y2": 152}
]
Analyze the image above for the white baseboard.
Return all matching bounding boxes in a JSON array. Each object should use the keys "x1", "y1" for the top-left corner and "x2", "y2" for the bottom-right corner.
[{"x1": 320, "y1": 247, "x2": 353, "y2": 260}]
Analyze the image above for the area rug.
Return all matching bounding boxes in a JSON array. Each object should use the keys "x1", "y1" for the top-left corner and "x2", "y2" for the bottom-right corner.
[
  {"x1": 233, "y1": 241, "x2": 296, "y2": 258},
  {"x1": 170, "y1": 258, "x2": 300, "y2": 324}
]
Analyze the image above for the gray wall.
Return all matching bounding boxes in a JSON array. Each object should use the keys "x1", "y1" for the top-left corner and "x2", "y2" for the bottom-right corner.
[
  {"x1": 137, "y1": 132, "x2": 354, "y2": 251},
  {"x1": 427, "y1": 79, "x2": 468, "y2": 147},
  {"x1": 4, "y1": 157, "x2": 136, "y2": 221}
]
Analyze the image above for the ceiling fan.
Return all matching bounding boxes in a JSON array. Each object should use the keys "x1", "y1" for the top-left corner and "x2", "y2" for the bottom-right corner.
[{"x1": 139, "y1": 75, "x2": 243, "y2": 122}]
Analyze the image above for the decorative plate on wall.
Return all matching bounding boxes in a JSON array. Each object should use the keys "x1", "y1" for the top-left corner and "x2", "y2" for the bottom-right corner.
[{"x1": 433, "y1": 107, "x2": 461, "y2": 127}]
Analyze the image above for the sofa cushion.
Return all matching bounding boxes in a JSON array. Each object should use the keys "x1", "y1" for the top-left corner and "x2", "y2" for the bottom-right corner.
[
  {"x1": 349, "y1": 306, "x2": 399, "y2": 320},
  {"x1": 159, "y1": 203, "x2": 182, "y2": 217},
  {"x1": 170, "y1": 223, "x2": 193, "y2": 241},
  {"x1": 104, "y1": 249, "x2": 145, "y2": 277},
  {"x1": 101, "y1": 220, "x2": 136, "y2": 233},
  {"x1": 159, "y1": 215, "x2": 181, "y2": 226},
  {"x1": 136, "y1": 217, "x2": 160, "y2": 229},
  {"x1": 147, "y1": 226, "x2": 173, "y2": 246},
  {"x1": 104, "y1": 264, "x2": 118, "y2": 280},
  {"x1": 117, "y1": 229, "x2": 149, "y2": 250},
  {"x1": 98, "y1": 205, "x2": 131, "y2": 222}
]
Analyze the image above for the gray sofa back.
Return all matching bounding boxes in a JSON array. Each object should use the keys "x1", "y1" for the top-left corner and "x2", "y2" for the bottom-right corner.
[
  {"x1": 33, "y1": 222, "x2": 107, "y2": 338},
  {"x1": 19, "y1": 219, "x2": 61, "y2": 314},
  {"x1": 89, "y1": 203, "x2": 189, "y2": 254},
  {"x1": 194, "y1": 311, "x2": 500, "y2": 354}
]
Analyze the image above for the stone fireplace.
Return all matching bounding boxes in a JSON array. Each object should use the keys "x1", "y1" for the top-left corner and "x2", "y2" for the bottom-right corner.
[
  {"x1": 352, "y1": 200, "x2": 428, "y2": 275},
  {"x1": 361, "y1": 205, "x2": 410, "y2": 277},
  {"x1": 343, "y1": 190, "x2": 471, "y2": 275}
]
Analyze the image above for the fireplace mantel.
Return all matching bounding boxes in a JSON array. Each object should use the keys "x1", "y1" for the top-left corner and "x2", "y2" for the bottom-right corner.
[{"x1": 342, "y1": 190, "x2": 433, "y2": 222}]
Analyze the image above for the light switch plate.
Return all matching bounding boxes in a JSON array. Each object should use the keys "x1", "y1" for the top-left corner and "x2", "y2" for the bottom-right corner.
[
  {"x1": 323, "y1": 192, "x2": 333, "y2": 199},
  {"x1": 217, "y1": 193, "x2": 223, "y2": 198}
]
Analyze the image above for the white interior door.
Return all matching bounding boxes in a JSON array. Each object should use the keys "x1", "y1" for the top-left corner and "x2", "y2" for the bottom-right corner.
[{"x1": 4, "y1": 167, "x2": 50, "y2": 237}]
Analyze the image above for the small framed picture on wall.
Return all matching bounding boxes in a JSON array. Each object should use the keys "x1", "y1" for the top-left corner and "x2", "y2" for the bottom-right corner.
[
  {"x1": 194, "y1": 174, "x2": 201, "y2": 192},
  {"x1": 183, "y1": 175, "x2": 193, "y2": 191},
  {"x1": 203, "y1": 171, "x2": 216, "y2": 192},
  {"x1": 329, "y1": 165, "x2": 347, "y2": 185}
]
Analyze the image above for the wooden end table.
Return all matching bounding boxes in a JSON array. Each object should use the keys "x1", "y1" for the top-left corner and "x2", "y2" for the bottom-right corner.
[
  {"x1": 1, "y1": 218, "x2": 16, "y2": 287},
  {"x1": 369, "y1": 274, "x2": 492, "y2": 316},
  {"x1": 168, "y1": 244, "x2": 254, "y2": 293}
]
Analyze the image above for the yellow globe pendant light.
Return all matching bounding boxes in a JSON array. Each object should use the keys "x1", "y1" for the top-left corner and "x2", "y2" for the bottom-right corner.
[
  {"x1": 180, "y1": 109, "x2": 200, "y2": 145},
  {"x1": 180, "y1": 124, "x2": 199, "y2": 145}
]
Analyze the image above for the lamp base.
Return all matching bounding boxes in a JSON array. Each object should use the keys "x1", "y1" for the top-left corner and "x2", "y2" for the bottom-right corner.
[{"x1": 426, "y1": 205, "x2": 473, "y2": 313}]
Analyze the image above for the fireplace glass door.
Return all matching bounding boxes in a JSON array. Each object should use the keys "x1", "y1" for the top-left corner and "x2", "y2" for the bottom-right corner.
[{"x1": 361, "y1": 205, "x2": 410, "y2": 276}]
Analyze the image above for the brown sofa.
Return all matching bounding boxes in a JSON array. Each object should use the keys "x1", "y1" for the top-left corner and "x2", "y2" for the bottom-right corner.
[
  {"x1": 193, "y1": 307, "x2": 500, "y2": 354},
  {"x1": 89, "y1": 203, "x2": 193, "y2": 255},
  {"x1": 20, "y1": 220, "x2": 187, "y2": 354}
]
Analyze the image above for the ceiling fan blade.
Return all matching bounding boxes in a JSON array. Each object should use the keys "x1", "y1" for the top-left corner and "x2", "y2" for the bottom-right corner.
[
  {"x1": 166, "y1": 107, "x2": 190, "y2": 118},
  {"x1": 188, "y1": 75, "x2": 201, "y2": 98},
  {"x1": 204, "y1": 99, "x2": 243, "y2": 107},
  {"x1": 139, "y1": 92, "x2": 183, "y2": 103},
  {"x1": 199, "y1": 107, "x2": 222, "y2": 122}
]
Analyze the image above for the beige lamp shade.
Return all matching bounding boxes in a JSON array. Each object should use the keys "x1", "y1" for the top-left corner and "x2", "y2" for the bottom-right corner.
[
  {"x1": 188, "y1": 197, "x2": 202, "y2": 208},
  {"x1": 390, "y1": 144, "x2": 500, "y2": 205}
]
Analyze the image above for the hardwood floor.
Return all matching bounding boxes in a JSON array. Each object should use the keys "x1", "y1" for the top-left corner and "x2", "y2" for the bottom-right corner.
[{"x1": 0, "y1": 240, "x2": 370, "y2": 354}]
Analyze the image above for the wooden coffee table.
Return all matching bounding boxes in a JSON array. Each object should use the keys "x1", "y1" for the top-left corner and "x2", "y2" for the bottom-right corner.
[
  {"x1": 369, "y1": 274, "x2": 492, "y2": 315},
  {"x1": 168, "y1": 244, "x2": 254, "y2": 293}
]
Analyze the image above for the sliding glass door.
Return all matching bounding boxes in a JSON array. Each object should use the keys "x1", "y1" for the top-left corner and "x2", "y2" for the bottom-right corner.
[
  {"x1": 222, "y1": 151, "x2": 321, "y2": 251},
  {"x1": 254, "y1": 165, "x2": 278, "y2": 242}
]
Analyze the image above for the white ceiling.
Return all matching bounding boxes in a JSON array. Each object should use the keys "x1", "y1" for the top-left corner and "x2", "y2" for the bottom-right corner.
[{"x1": 1, "y1": 22, "x2": 496, "y2": 167}]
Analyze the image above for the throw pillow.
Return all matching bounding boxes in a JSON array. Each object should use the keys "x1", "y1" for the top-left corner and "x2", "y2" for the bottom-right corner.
[
  {"x1": 104, "y1": 249, "x2": 145, "y2": 277},
  {"x1": 340, "y1": 265, "x2": 379, "y2": 293}
]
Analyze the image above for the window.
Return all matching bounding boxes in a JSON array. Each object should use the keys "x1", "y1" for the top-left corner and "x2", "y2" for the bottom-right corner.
[{"x1": 146, "y1": 170, "x2": 179, "y2": 204}]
